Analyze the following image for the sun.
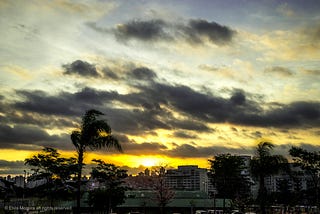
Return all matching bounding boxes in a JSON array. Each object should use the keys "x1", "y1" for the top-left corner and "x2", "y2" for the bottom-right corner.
[{"x1": 141, "y1": 157, "x2": 158, "y2": 167}]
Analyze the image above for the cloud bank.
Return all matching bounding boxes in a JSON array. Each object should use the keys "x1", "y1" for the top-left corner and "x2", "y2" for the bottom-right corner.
[
  {"x1": 1, "y1": 60, "x2": 319, "y2": 160},
  {"x1": 88, "y1": 18, "x2": 236, "y2": 46}
]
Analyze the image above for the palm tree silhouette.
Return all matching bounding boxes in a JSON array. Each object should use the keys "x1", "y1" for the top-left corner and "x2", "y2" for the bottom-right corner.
[
  {"x1": 250, "y1": 141, "x2": 287, "y2": 214},
  {"x1": 71, "y1": 109, "x2": 122, "y2": 213}
]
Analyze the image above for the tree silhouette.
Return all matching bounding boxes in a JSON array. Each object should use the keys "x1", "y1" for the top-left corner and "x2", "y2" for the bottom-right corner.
[
  {"x1": 0, "y1": 178, "x2": 14, "y2": 208},
  {"x1": 71, "y1": 109, "x2": 122, "y2": 213},
  {"x1": 25, "y1": 147, "x2": 77, "y2": 204},
  {"x1": 209, "y1": 154, "x2": 250, "y2": 212},
  {"x1": 152, "y1": 166, "x2": 175, "y2": 214},
  {"x1": 25, "y1": 147, "x2": 77, "y2": 180},
  {"x1": 289, "y1": 146, "x2": 320, "y2": 206},
  {"x1": 250, "y1": 142, "x2": 287, "y2": 214},
  {"x1": 88, "y1": 159, "x2": 128, "y2": 214}
]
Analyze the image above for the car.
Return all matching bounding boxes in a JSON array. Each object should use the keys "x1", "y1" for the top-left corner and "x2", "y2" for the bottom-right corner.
[
  {"x1": 207, "y1": 210, "x2": 223, "y2": 214},
  {"x1": 195, "y1": 210, "x2": 207, "y2": 214}
]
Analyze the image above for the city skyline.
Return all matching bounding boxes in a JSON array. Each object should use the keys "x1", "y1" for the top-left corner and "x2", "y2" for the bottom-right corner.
[{"x1": 0, "y1": 0, "x2": 320, "y2": 175}]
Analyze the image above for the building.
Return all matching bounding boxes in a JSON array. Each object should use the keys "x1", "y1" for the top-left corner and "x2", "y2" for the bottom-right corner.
[
  {"x1": 165, "y1": 165, "x2": 210, "y2": 194},
  {"x1": 264, "y1": 163, "x2": 310, "y2": 193},
  {"x1": 239, "y1": 155, "x2": 251, "y2": 176},
  {"x1": 14, "y1": 175, "x2": 25, "y2": 188}
]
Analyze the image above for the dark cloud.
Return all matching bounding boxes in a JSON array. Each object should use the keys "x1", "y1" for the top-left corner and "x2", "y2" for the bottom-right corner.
[
  {"x1": 183, "y1": 19, "x2": 235, "y2": 45},
  {"x1": 14, "y1": 87, "x2": 119, "y2": 116},
  {"x1": 264, "y1": 66, "x2": 294, "y2": 77},
  {"x1": 63, "y1": 60, "x2": 99, "y2": 77},
  {"x1": 129, "y1": 67, "x2": 157, "y2": 80},
  {"x1": 231, "y1": 127, "x2": 238, "y2": 132},
  {"x1": 103, "y1": 134, "x2": 167, "y2": 155},
  {"x1": 113, "y1": 134, "x2": 131, "y2": 144},
  {"x1": 0, "y1": 111, "x2": 75, "y2": 128},
  {"x1": 0, "y1": 160, "x2": 26, "y2": 175},
  {"x1": 137, "y1": 83, "x2": 260, "y2": 124},
  {"x1": 0, "y1": 160, "x2": 25, "y2": 168},
  {"x1": 15, "y1": 90, "x2": 81, "y2": 116},
  {"x1": 96, "y1": 18, "x2": 235, "y2": 46},
  {"x1": 3, "y1": 63, "x2": 319, "y2": 153},
  {"x1": 171, "y1": 131, "x2": 198, "y2": 139},
  {"x1": 12, "y1": 79, "x2": 320, "y2": 137},
  {"x1": 115, "y1": 19, "x2": 168, "y2": 41},
  {"x1": 289, "y1": 102, "x2": 320, "y2": 119},
  {"x1": 122, "y1": 141, "x2": 168, "y2": 155},
  {"x1": 167, "y1": 143, "x2": 253, "y2": 158},
  {"x1": 73, "y1": 87, "x2": 119, "y2": 105},
  {"x1": 169, "y1": 119, "x2": 212, "y2": 132},
  {"x1": 149, "y1": 84, "x2": 228, "y2": 121},
  {"x1": 168, "y1": 144, "x2": 207, "y2": 157},
  {"x1": 13, "y1": 85, "x2": 210, "y2": 135},
  {"x1": 104, "y1": 107, "x2": 172, "y2": 134},
  {"x1": 138, "y1": 82, "x2": 320, "y2": 128},
  {"x1": 0, "y1": 124, "x2": 58, "y2": 144},
  {"x1": 141, "y1": 102, "x2": 161, "y2": 111},
  {"x1": 230, "y1": 90, "x2": 246, "y2": 105},
  {"x1": 251, "y1": 131, "x2": 263, "y2": 138},
  {"x1": 102, "y1": 66, "x2": 120, "y2": 80},
  {"x1": 97, "y1": 134, "x2": 168, "y2": 155},
  {"x1": 233, "y1": 101, "x2": 320, "y2": 127},
  {"x1": 0, "y1": 124, "x2": 72, "y2": 150}
]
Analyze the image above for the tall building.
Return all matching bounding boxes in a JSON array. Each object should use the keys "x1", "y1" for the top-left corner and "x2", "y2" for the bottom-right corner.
[
  {"x1": 264, "y1": 163, "x2": 310, "y2": 193},
  {"x1": 165, "y1": 165, "x2": 210, "y2": 193}
]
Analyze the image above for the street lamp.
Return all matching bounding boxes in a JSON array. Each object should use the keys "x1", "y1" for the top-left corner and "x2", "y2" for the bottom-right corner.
[
  {"x1": 23, "y1": 170, "x2": 26, "y2": 200},
  {"x1": 213, "y1": 188, "x2": 218, "y2": 214}
]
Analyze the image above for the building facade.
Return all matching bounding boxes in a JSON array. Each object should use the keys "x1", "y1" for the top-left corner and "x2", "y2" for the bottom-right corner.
[
  {"x1": 264, "y1": 164, "x2": 310, "y2": 193},
  {"x1": 165, "y1": 165, "x2": 210, "y2": 193}
]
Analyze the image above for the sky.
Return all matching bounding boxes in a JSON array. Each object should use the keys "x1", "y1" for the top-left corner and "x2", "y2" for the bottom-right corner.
[{"x1": 0, "y1": 0, "x2": 319, "y2": 175}]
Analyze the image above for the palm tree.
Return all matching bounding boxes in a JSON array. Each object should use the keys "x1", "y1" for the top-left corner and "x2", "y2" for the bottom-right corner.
[
  {"x1": 71, "y1": 109, "x2": 122, "y2": 213},
  {"x1": 250, "y1": 141, "x2": 287, "y2": 214}
]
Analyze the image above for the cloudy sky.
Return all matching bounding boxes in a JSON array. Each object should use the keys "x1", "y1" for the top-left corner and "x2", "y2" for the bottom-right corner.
[{"x1": 0, "y1": 0, "x2": 320, "y2": 175}]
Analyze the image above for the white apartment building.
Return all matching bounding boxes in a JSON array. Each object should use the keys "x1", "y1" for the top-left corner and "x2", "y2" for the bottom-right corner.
[{"x1": 165, "y1": 165, "x2": 211, "y2": 194}]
